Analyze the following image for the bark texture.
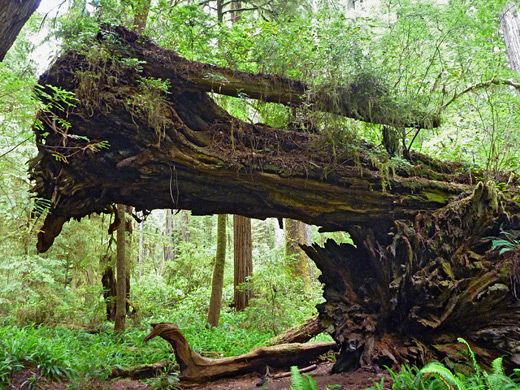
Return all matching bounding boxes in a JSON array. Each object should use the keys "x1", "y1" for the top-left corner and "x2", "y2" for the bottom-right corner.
[
  {"x1": 264, "y1": 316, "x2": 324, "y2": 346},
  {"x1": 233, "y1": 215, "x2": 252, "y2": 311},
  {"x1": 30, "y1": 26, "x2": 466, "y2": 254},
  {"x1": 304, "y1": 182, "x2": 520, "y2": 372},
  {"x1": 143, "y1": 322, "x2": 337, "y2": 383},
  {"x1": 0, "y1": 0, "x2": 41, "y2": 62},
  {"x1": 115, "y1": 204, "x2": 127, "y2": 332},
  {"x1": 207, "y1": 214, "x2": 227, "y2": 327},
  {"x1": 501, "y1": 3, "x2": 520, "y2": 72}
]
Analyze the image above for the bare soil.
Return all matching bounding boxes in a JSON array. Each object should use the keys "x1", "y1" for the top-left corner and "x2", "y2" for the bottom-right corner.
[
  {"x1": 9, "y1": 363, "x2": 391, "y2": 390},
  {"x1": 190, "y1": 363, "x2": 391, "y2": 390}
]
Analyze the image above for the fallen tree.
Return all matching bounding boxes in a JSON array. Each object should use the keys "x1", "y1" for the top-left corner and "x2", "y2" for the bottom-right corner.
[
  {"x1": 143, "y1": 322, "x2": 336, "y2": 383},
  {"x1": 29, "y1": 25, "x2": 520, "y2": 372},
  {"x1": 31, "y1": 26, "x2": 465, "y2": 253}
]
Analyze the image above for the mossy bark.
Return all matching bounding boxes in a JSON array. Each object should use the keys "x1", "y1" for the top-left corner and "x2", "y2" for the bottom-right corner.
[
  {"x1": 207, "y1": 214, "x2": 227, "y2": 327},
  {"x1": 30, "y1": 28, "x2": 472, "y2": 253}
]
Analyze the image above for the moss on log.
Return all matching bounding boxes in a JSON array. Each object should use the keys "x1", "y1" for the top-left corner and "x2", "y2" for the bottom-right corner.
[{"x1": 30, "y1": 26, "x2": 474, "y2": 253}]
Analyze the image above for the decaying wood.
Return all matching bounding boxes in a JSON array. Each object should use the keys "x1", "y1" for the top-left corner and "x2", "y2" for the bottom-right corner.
[
  {"x1": 304, "y1": 182, "x2": 520, "y2": 372},
  {"x1": 30, "y1": 25, "x2": 474, "y2": 253},
  {"x1": 143, "y1": 322, "x2": 337, "y2": 383},
  {"x1": 264, "y1": 315, "x2": 323, "y2": 346},
  {"x1": 110, "y1": 361, "x2": 175, "y2": 379}
]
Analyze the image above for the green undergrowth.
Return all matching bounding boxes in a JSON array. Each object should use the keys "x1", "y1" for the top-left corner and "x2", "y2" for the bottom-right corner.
[
  {"x1": 0, "y1": 311, "x2": 275, "y2": 389},
  {"x1": 365, "y1": 338, "x2": 520, "y2": 390}
]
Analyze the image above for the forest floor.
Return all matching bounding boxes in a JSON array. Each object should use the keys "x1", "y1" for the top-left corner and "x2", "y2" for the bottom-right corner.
[{"x1": 9, "y1": 363, "x2": 392, "y2": 390}]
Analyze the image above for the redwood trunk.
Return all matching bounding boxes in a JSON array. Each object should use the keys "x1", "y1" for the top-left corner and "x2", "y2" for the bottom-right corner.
[
  {"x1": 115, "y1": 204, "x2": 127, "y2": 332},
  {"x1": 233, "y1": 215, "x2": 252, "y2": 311}
]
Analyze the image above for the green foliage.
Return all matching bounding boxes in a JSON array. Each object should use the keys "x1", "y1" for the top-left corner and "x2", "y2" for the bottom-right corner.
[
  {"x1": 144, "y1": 364, "x2": 180, "y2": 390},
  {"x1": 0, "y1": 323, "x2": 171, "y2": 388},
  {"x1": 366, "y1": 339, "x2": 520, "y2": 390},
  {"x1": 290, "y1": 366, "x2": 318, "y2": 390},
  {"x1": 489, "y1": 231, "x2": 520, "y2": 255}
]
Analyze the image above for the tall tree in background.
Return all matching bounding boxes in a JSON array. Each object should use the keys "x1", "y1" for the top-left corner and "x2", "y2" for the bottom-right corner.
[
  {"x1": 0, "y1": 0, "x2": 41, "y2": 61},
  {"x1": 114, "y1": 204, "x2": 127, "y2": 332},
  {"x1": 132, "y1": 0, "x2": 151, "y2": 34},
  {"x1": 160, "y1": 209, "x2": 174, "y2": 275},
  {"x1": 285, "y1": 219, "x2": 311, "y2": 292},
  {"x1": 207, "y1": 214, "x2": 227, "y2": 327},
  {"x1": 233, "y1": 215, "x2": 252, "y2": 311}
]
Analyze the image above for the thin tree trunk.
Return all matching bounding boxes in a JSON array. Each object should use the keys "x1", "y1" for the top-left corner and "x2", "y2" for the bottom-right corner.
[
  {"x1": 160, "y1": 209, "x2": 174, "y2": 275},
  {"x1": 125, "y1": 205, "x2": 133, "y2": 314},
  {"x1": 233, "y1": 215, "x2": 252, "y2": 311},
  {"x1": 132, "y1": 0, "x2": 151, "y2": 35},
  {"x1": 207, "y1": 214, "x2": 227, "y2": 327},
  {"x1": 501, "y1": 3, "x2": 520, "y2": 72},
  {"x1": 216, "y1": 0, "x2": 223, "y2": 23},
  {"x1": 115, "y1": 204, "x2": 127, "y2": 332},
  {"x1": 285, "y1": 219, "x2": 311, "y2": 292},
  {"x1": 138, "y1": 214, "x2": 144, "y2": 278},
  {"x1": 180, "y1": 210, "x2": 190, "y2": 242},
  {"x1": 231, "y1": 1, "x2": 241, "y2": 23}
]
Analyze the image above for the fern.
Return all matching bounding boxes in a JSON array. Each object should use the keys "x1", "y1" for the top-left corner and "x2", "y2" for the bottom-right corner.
[
  {"x1": 290, "y1": 366, "x2": 318, "y2": 390},
  {"x1": 485, "y1": 357, "x2": 518, "y2": 390},
  {"x1": 456, "y1": 338, "x2": 484, "y2": 387},
  {"x1": 415, "y1": 362, "x2": 467, "y2": 390}
]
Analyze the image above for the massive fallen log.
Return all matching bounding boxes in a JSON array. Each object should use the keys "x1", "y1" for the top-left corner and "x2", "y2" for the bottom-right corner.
[
  {"x1": 31, "y1": 26, "x2": 467, "y2": 252},
  {"x1": 305, "y1": 182, "x2": 520, "y2": 372},
  {"x1": 143, "y1": 322, "x2": 336, "y2": 383},
  {"x1": 28, "y1": 26, "x2": 520, "y2": 372}
]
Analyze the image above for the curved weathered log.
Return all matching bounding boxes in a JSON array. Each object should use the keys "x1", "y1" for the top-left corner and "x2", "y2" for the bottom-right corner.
[
  {"x1": 304, "y1": 182, "x2": 520, "y2": 372},
  {"x1": 143, "y1": 322, "x2": 336, "y2": 383},
  {"x1": 30, "y1": 26, "x2": 472, "y2": 252}
]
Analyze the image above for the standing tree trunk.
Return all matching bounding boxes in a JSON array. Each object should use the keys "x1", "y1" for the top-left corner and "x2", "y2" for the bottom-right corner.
[
  {"x1": 132, "y1": 0, "x2": 151, "y2": 35},
  {"x1": 0, "y1": 0, "x2": 41, "y2": 62},
  {"x1": 101, "y1": 255, "x2": 117, "y2": 321},
  {"x1": 160, "y1": 209, "x2": 174, "y2": 275},
  {"x1": 233, "y1": 215, "x2": 252, "y2": 311},
  {"x1": 207, "y1": 214, "x2": 227, "y2": 327},
  {"x1": 230, "y1": 0, "x2": 241, "y2": 23},
  {"x1": 137, "y1": 213, "x2": 144, "y2": 278},
  {"x1": 501, "y1": 3, "x2": 520, "y2": 72},
  {"x1": 115, "y1": 204, "x2": 127, "y2": 332},
  {"x1": 285, "y1": 219, "x2": 312, "y2": 292},
  {"x1": 180, "y1": 210, "x2": 190, "y2": 242}
]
